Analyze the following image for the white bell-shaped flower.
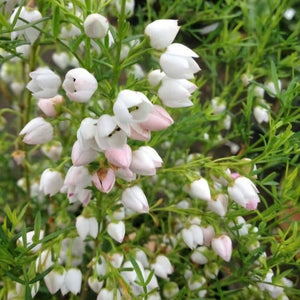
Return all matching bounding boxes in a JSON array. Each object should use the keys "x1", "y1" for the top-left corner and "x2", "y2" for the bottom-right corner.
[
  {"x1": 10, "y1": 6, "x2": 42, "y2": 44},
  {"x1": 160, "y1": 43, "x2": 200, "y2": 79},
  {"x1": 62, "y1": 68, "x2": 98, "y2": 102},
  {"x1": 27, "y1": 68, "x2": 61, "y2": 99},
  {"x1": 211, "y1": 235, "x2": 232, "y2": 262},
  {"x1": 158, "y1": 76, "x2": 196, "y2": 107},
  {"x1": 113, "y1": 89, "x2": 153, "y2": 135},
  {"x1": 39, "y1": 168, "x2": 64, "y2": 196},
  {"x1": 95, "y1": 114, "x2": 127, "y2": 150},
  {"x1": 76, "y1": 216, "x2": 98, "y2": 240},
  {"x1": 19, "y1": 117, "x2": 53, "y2": 145},
  {"x1": 107, "y1": 221, "x2": 125, "y2": 243},
  {"x1": 151, "y1": 255, "x2": 174, "y2": 279},
  {"x1": 145, "y1": 19, "x2": 180, "y2": 50},
  {"x1": 121, "y1": 185, "x2": 149, "y2": 213}
]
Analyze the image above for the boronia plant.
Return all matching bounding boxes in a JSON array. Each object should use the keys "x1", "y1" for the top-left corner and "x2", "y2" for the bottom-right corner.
[{"x1": 0, "y1": 0, "x2": 299, "y2": 299}]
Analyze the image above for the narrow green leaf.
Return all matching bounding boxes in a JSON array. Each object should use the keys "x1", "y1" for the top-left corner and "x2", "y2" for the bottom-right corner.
[
  {"x1": 52, "y1": 5, "x2": 60, "y2": 38},
  {"x1": 33, "y1": 212, "x2": 41, "y2": 244}
]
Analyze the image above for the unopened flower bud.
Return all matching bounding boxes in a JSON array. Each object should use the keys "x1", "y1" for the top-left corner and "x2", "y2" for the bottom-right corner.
[
  {"x1": 40, "y1": 169, "x2": 64, "y2": 196},
  {"x1": 38, "y1": 95, "x2": 64, "y2": 117},
  {"x1": 211, "y1": 235, "x2": 232, "y2": 262},
  {"x1": 107, "y1": 221, "x2": 125, "y2": 243},
  {"x1": 84, "y1": 13, "x2": 109, "y2": 38}
]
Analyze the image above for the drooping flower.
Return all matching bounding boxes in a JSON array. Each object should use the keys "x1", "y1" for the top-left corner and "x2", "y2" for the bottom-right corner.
[
  {"x1": 84, "y1": 13, "x2": 109, "y2": 38},
  {"x1": 107, "y1": 221, "x2": 125, "y2": 243},
  {"x1": 121, "y1": 185, "x2": 149, "y2": 213},
  {"x1": 158, "y1": 77, "x2": 197, "y2": 107},
  {"x1": 39, "y1": 169, "x2": 64, "y2": 196},
  {"x1": 105, "y1": 144, "x2": 132, "y2": 169},
  {"x1": 27, "y1": 68, "x2": 61, "y2": 99},
  {"x1": 61, "y1": 268, "x2": 82, "y2": 295},
  {"x1": 211, "y1": 235, "x2": 232, "y2": 262},
  {"x1": 151, "y1": 255, "x2": 174, "y2": 279},
  {"x1": 10, "y1": 6, "x2": 42, "y2": 44},
  {"x1": 71, "y1": 140, "x2": 99, "y2": 166},
  {"x1": 113, "y1": 89, "x2": 153, "y2": 135},
  {"x1": 19, "y1": 117, "x2": 53, "y2": 145},
  {"x1": 62, "y1": 68, "x2": 98, "y2": 102},
  {"x1": 76, "y1": 216, "x2": 98, "y2": 240},
  {"x1": 145, "y1": 19, "x2": 180, "y2": 50},
  {"x1": 253, "y1": 102, "x2": 269, "y2": 124},
  {"x1": 187, "y1": 178, "x2": 211, "y2": 201},
  {"x1": 182, "y1": 225, "x2": 203, "y2": 249},
  {"x1": 160, "y1": 43, "x2": 200, "y2": 79},
  {"x1": 228, "y1": 175, "x2": 260, "y2": 210},
  {"x1": 130, "y1": 146, "x2": 162, "y2": 176}
]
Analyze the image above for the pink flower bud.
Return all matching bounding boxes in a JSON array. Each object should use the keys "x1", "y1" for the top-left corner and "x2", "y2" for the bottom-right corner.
[
  {"x1": 228, "y1": 176, "x2": 260, "y2": 210},
  {"x1": 92, "y1": 168, "x2": 115, "y2": 193},
  {"x1": 129, "y1": 123, "x2": 151, "y2": 141},
  {"x1": 105, "y1": 144, "x2": 132, "y2": 169},
  {"x1": 130, "y1": 146, "x2": 162, "y2": 176},
  {"x1": 19, "y1": 117, "x2": 53, "y2": 145},
  {"x1": 107, "y1": 221, "x2": 125, "y2": 243},
  {"x1": 62, "y1": 68, "x2": 98, "y2": 102},
  {"x1": 38, "y1": 95, "x2": 64, "y2": 117},
  {"x1": 121, "y1": 185, "x2": 149, "y2": 213},
  {"x1": 39, "y1": 168, "x2": 64, "y2": 196},
  {"x1": 71, "y1": 140, "x2": 99, "y2": 166},
  {"x1": 145, "y1": 19, "x2": 180, "y2": 50},
  {"x1": 211, "y1": 235, "x2": 232, "y2": 262},
  {"x1": 140, "y1": 105, "x2": 174, "y2": 131}
]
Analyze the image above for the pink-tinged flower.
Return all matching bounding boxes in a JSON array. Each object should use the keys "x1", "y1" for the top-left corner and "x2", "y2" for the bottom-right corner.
[
  {"x1": 148, "y1": 69, "x2": 165, "y2": 86},
  {"x1": 39, "y1": 168, "x2": 64, "y2": 196},
  {"x1": 228, "y1": 176, "x2": 260, "y2": 210},
  {"x1": 44, "y1": 269, "x2": 66, "y2": 294},
  {"x1": 62, "y1": 68, "x2": 98, "y2": 102},
  {"x1": 130, "y1": 146, "x2": 162, "y2": 176},
  {"x1": 211, "y1": 235, "x2": 232, "y2": 262},
  {"x1": 121, "y1": 185, "x2": 149, "y2": 213},
  {"x1": 62, "y1": 166, "x2": 92, "y2": 205},
  {"x1": 38, "y1": 95, "x2": 64, "y2": 117},
  {"x1": 145, "y1": 19, "x2": 180, "y2": 50},
  {"x1": 19, "y1": 117, "x2": 53, "y2": 145},
  {"x1": 207, "y1": 194, "x2": 228, "y2": 217},
  {"x1": 71, "y1": 140, "x2": 99, "y2": 166},
  {"x1": 182, "y1": 225, "x2": 203, "y2": 249},
  {"x1": 92, "y1": 168, "x2": 115, "y2": 193},
  {"x1": 61, "y1": 268, "x2": 82, "y2": 295},
  {"x1": 129, "y1": 123, "x2": 151, "y2": 141},
  {"x1": 140, "y1": 105, "x2": 174, "y2": 131},
  {"x1": 95, "y1": 114, "x2": 127, "y2": 150},
  {"x1": 84, "y1": 13, "x2": 109, "y2": 38},
  {"x1": 76, "y1": 216, "x2": 98, "y2": 240},
  {"x1": 115, "y1": 167, "x2": 136, "y2": 182},
  {"x1": 105, "y1": 144, "x2": 132, "y2": 169},
  {"x1": 113, "y1": 89, "x2": 153, "y2": 135},
  {"x1": 107, "y1": 221, "x2": 125, "y2": 243},
  {"x1": 27, "y1": 68, "x2": 61, "y2": 99},
  {"x1": 10, "y1": 6, "x2": 42, "y2": 44},
  {"x1": 202, "y1": 225, "x2": 215, "y2": 246},
  {"x1": 158, "y1": 77, "x2": 197, "y2": 107},
  {"x1": 160, "y1": 43, "x2": 200, "y2": 79},
  {"x1": 188, "y1": 178, "x2": 211, "y2": 201},
  {"x1": 151, "y1": 255, "x2": 174, "y2": 279}
]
